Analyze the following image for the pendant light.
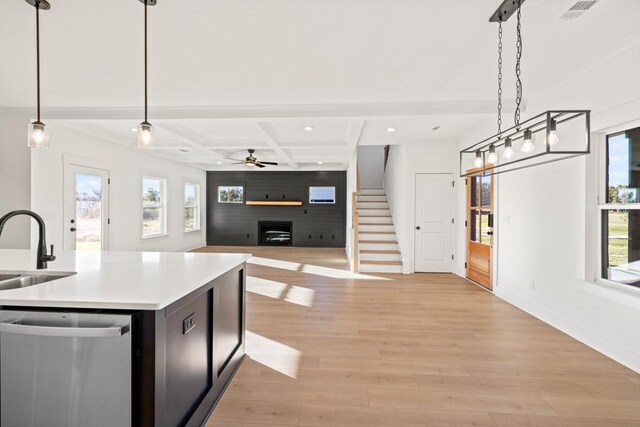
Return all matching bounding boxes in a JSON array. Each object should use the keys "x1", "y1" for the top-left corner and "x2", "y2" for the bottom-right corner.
[
  {"x1": 459, "y1": 0, "x2": 590, "y2": 177},
  {"x1": 503, "y1": 137, "x2": 513, "y2": 159},
  {"x1": 546, "y1": 119, "x2": 559, "y2": 146},
  {"x1": 521, "y1": 129, "x2": 534, "y2": 153},
  {"x1": 27, "y1": 0, "x2": 50, "y2": 149},
  {"x1": 137, "y1": 0, "x2": 156, "y2": 149}
]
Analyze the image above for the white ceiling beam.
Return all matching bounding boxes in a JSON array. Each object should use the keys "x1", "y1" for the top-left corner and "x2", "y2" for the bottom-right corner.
[
  {"x1": 256, "y1": 122, "x2": 300, "y2": 170},
  {"x1": 1, "y1": 100, "x2": 520, "y2": 120},
  {"x1": 154, "y1": 123, "x2": 225, "y2": 160}
]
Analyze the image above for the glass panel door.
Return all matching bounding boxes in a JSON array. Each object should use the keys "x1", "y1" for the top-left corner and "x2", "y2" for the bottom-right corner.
[
  {"x1": 64, "y1": 164, "x2": 109, "y2": 251},
  {"x1": 466, "y1": 170, "x2": 494, "y2": 290}
]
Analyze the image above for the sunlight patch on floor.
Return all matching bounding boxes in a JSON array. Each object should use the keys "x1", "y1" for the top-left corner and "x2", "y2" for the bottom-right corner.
[
  {"x1": 248, "y1": 256, "x2": 301, "y2": 271},
  {"x1": 246, "y1": 331, "x2": 301, "y2": 378},
  {"x1": 246, "y1": 276, "x2": 288, "y2": 299},
  {"x1": 283, "y1": 285, "x2": 315, "y2": 307}
]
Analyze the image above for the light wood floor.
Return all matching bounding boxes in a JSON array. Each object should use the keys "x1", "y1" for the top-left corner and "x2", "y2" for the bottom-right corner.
[{"x1": 196, "y1": 246, "x2": 640, "y2": 426}]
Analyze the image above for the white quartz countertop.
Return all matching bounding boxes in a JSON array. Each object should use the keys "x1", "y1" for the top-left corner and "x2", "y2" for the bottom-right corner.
[{"x1": 0, "y1": 250, "x2": 251, "y2": 310}]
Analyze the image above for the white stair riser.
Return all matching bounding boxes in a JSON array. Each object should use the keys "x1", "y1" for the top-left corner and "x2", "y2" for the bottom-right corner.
[
  {"x1": 359, "y1": 189, "x2": 385, "y2": 196},
  {"x1": 357, "y1": 195, "x2": 387, "y2": 202},
  {"x1": 359, "y1": 224, "x2": 395, "y2": 233},
  {"x1": 358, "y1": 209, "x2": 390, "y2": 216},
  {"x1": 360, "y1": 253, "x2": 402, "y2": 262},
  {"x1": 359, "y1": 264, "x2": 403, "y2": 273},
  {"x1": 357, "y1": 202, "x2": 389, "y2": 209},
  {"x1": 359, "y1": 233, "x2": 397, "y2": 241},
  {"x1": 359, "y1": 242, "x2": 399, "y2": 251},
  {"x1": 359, "y1": 216, "x2": 392, "y2": 224}
]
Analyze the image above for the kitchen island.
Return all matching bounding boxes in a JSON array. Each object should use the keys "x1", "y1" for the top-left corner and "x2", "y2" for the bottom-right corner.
[{"x1": 0, "y1": 249, "x2": 250, "y2": 427}]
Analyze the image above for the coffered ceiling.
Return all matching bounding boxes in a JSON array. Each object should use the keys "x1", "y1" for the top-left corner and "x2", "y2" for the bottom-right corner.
[{"x1": 1, "y1": 0, "x2": 639, "y2": 170}]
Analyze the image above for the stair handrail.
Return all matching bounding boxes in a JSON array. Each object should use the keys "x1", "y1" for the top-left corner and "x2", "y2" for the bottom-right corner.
[{"x1": 352, "y1": 191, "x2": 359, "y2": 273}]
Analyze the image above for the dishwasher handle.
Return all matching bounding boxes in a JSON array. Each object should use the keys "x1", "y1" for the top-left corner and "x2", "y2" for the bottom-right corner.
[{"x1": 0, "y1": 321, "x2": 130, "y2": 338}]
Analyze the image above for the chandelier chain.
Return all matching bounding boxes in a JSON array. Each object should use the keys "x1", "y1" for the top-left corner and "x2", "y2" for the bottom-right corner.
[
  {"x1": 497, "y1": 20, "x2": 503, "y2": 136},
  {"x1": 514, "y1": 1, "x2": 523, "y2": 128}
]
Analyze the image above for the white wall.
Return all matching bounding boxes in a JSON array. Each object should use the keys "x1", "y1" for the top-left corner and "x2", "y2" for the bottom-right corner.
[
  {"x1": 384, "y1": 139, "x2": 458, "y2": 272},
  {"x1": 31, "y1": 124, "x2": 206, "y2": 253},
  {"x1": 0, "y1": 113, "x2": 32, "y2": 249},
  {"x1": 357, "y1": 145, "x2": 385, "y2": 189},
  {"x1": 451, "y1": 44, "x2": 640, "y2": 373},
  {"x1": 345, "y1": 150, "x2": 357, "y2": 260}
]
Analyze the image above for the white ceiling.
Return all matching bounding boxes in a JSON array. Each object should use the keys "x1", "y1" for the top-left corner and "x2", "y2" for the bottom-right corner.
[{"x1": 1, "y1": 0, "x2": 639, "y2": 170}]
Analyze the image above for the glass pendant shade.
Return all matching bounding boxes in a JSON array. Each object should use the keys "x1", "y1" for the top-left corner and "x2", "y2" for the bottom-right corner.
[
  {"x1": 487, "y1": 144, "x2": 498, "y2": 164},
  {"x1": 474, "y1": 150, "x2": 483, "y2": 168},
  {"x1": 503, "y1": 138, "x2": 514, "y2": 159},
  {"x1": 137, "y1": 122, "x2": 156, "y2": 149},
  {"x1": 28, "y1": 121, "x2": 49, "y2": 148},
  {"x1": 521, "y1": 129, "x2": 534, "y2": 153},
  {"x1": 547, "y1": 119, "x2": 559, "y2": 146}
]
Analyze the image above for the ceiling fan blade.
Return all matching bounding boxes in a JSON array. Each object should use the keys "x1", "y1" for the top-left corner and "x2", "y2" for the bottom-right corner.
[
  {"x1": 255, "y1": 163, "x2": 266, "y2": 168},
  {"x1": 258, "y1": 161, "x2": 278, "y2": 166}
]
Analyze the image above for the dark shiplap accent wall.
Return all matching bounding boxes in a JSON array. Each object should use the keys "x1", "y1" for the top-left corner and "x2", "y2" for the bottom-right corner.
[{"x1": 206, "y1": 171, "x2": 347, "y2": 247}]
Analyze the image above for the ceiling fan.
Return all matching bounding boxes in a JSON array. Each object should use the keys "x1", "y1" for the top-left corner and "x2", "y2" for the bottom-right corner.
[{"x1": 226, "y1": 149, "x2": 278, "y2": 168}]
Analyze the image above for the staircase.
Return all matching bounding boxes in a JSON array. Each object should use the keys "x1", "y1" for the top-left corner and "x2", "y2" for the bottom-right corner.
[{"x1": 356, "y1": 189, "x2": 403, "y2": 273}]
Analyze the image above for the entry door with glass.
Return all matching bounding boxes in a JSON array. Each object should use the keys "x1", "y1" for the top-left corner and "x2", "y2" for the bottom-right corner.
[
  {"x1": 466, "y1": 170, "x2": 494, "y2": 289},
  {"x1": 64, "y1": 165, "x2": 110, "y2": 251}
]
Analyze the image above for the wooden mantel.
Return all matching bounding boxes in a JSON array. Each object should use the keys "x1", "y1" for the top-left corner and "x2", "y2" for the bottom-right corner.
[{"x1": 245, "y1": 201, "x2": 303, "y2": 206}]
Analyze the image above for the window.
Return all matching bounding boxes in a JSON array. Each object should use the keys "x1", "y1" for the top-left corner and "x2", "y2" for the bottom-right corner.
[
  {"x1": 601, "y1": 126, "x2": 640, "y2": 287},
  {"x1": 309, "y1": 186, "x2": 336, "y2": 204},
  {"x1": 184, "y1": 183, "x2": 200, "y2": 232},
  {"x1": 142, "y1": 176, "x2": 166, "y2": 238},
  {"x1": 218, "y1": 185, "x2": 244, "y2": 204}
]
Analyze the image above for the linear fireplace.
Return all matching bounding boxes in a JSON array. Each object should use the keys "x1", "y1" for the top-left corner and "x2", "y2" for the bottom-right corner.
[{"x1": 258, "y1": 221, "x2": 293, "y2": 246}]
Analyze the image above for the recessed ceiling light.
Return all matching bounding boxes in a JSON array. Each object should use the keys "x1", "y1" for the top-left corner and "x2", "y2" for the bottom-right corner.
[
  {"x1": 432, "y1": 125, "x2": 441, "y2": 131},
  {"x1": 317, "y1": 161, "x2": 324, "y2": 165},
  {"x1": 130, "y1": 128, "x2": 137, "y2": 132},
  {"x1": 386, "y1": 127, "x2": 397, "y2": 133},
  {"x1": 217, "y1": 161, "x2": 222, "y2": 165},
  {"x1": 304, "y1": 126, "x2": 314, "y2": 132}
]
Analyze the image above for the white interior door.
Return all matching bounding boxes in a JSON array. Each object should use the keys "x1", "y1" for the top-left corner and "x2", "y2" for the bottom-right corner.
[
  {"x1": 414, "y1": 173, "x2": 454, "y2": 272},
  {"x1": 63, "y1": 164, "x2": 110, "y2": 251}
]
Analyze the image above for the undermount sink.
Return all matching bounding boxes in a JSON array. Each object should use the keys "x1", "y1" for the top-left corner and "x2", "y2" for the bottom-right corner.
[{"x1": 0, "y1": 272, "x2": 76, "y2": 291}]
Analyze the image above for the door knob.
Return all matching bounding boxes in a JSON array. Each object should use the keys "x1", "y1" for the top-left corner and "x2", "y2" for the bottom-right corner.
[
  {"x1": 70, "y1": 227, "x2": 76, "y2": 232},
  {"x1": 416, "y1": 226, "x2": 421, "y2": 230}
]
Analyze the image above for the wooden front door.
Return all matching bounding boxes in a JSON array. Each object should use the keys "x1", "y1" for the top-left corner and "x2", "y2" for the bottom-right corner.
[{"x1": 466, "y1": 170, "x2": 493, "y2": 289}]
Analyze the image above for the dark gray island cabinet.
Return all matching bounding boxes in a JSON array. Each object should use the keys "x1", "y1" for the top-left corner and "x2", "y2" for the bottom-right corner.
[
  {"x1": 0, "y1": 250, "x2": 249, "y2": 427},
  {"x1": 134, "y1": 264, "x2": 246, "y2": 426}
]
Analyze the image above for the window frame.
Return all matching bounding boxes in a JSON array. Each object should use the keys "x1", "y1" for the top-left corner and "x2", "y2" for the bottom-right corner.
[
  {"x1": 597, "y1": 123, "x2": 640, "y2": 290},
  {"x1": 141, "y1": 175, "x2": 168, "y2": 239},
  {"x1": 184, "y1": 182, "x2": 201, "y2": 233}
]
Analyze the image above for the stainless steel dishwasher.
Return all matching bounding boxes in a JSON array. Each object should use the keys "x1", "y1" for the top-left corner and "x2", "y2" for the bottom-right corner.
[{"x1": 0, "y1": 310, "x2": 132, "y2": 427}]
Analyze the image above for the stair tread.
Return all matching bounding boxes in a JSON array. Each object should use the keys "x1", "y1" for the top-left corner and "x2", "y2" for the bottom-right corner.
[
  {"x1": 359, "y1": 215, "x2": 392, "y2": 218},
  {"x1": 360, "y1": 231, "x2": 395, "y2": 234},
  {"x1": 359, "y1": 240, "x2": 398, "y2": 244},
  {"x1": 357, "y1": 200, "x2": 388, "y2": 203},
  {"x1": 359, "y1": 223, "x2": 394, "y2": 226},
  {"x1": 360, "y1": 260, "x2": 403, "y2": 265},
  {"x1": 360, "y1": 250, "x2": 401, "y2": 254}
]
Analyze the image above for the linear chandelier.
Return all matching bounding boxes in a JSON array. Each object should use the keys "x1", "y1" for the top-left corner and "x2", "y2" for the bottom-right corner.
[{"x1": 459, "y1": 0, "x2": 591, "y2": 177}]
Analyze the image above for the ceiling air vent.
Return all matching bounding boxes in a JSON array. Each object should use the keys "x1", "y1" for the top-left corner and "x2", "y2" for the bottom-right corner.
[{"x1": 559, "y1": 0, "x2": 599, "y2": 20}]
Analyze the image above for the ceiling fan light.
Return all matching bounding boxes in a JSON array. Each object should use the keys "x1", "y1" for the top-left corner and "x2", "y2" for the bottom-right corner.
[
  {"x1": 28, "y1": 121, "x2": 49, "y2": 148},
  {"x1": 137, "y1": 122, "x2": 156, "y2": 149}
]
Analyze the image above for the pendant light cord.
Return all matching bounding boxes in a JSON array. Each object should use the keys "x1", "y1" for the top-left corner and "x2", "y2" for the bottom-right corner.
[
  {"x1": 144, "y1": 0, "x2": 148, "y2": 123},
  {"x1": 497, "y1": 19, "x2": 503, "y2": 136},
  {"x1": 35, "y1": 0, "x2": 41, "y2": 123},
  {"x1": 514, "y1": 1, "x2": 523, "y2": 129}
]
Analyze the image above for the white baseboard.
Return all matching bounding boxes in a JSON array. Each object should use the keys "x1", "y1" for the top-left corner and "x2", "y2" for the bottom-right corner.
[
  {"x1": 176, "y1": 242, "x2": 207, "y2": 253},
  {"x1": 495, "y1": 287, "x2": 640, "y2": 374}
]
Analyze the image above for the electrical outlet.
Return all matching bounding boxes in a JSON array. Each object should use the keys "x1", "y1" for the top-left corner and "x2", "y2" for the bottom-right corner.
[{"x1": 183, "y1": 313, "x2": 196, "y2": 334}]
